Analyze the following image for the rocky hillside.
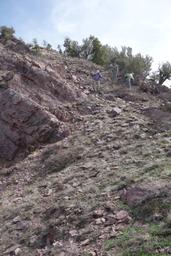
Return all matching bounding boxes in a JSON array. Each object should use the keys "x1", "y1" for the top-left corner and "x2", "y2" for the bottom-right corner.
[
  {"x1": 0, "y1": 38, "x2": 111, "y2": 163},
  {"x1": 1, "y1": 39, "x2": 171, "y2": 256}
]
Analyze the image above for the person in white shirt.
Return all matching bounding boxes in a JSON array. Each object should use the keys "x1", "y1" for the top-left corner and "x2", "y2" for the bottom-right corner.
[{"x1": 125, "y1": 73, "x2": 134, "y2": 88}]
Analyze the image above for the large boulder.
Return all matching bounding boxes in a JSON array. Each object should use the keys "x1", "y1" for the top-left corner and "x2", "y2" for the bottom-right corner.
[{"x1": 0, "y1": 89, "x2": 65, "y2": 161}]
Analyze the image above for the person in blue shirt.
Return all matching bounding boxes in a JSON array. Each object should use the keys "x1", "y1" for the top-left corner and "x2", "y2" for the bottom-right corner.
[{"x1": 92, "y1": 70, "x2": 103, "y2": 92}]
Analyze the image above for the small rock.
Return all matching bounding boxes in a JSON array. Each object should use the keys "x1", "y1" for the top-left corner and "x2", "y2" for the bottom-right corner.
[
  {"x1": 95, "y1": 218, "x2": 105, "y2": 225},
  {"x1": 115, "y1": 210, "x2": 131, "y2": 223},
  {"x1": 113, "y1": 107, "x2": 122, "y2": 114},
  {"x1": 15, "y1": 221, "x2": 27, "y2": 231},
  {"x1": 104, "y1": 215, "x2": 116, "y2": 226},
  {"x1": 12, "y1": 216, "x2": 21, "y2": 224},
  {"x1": 93, "y1": 209, "x2": 104, "y2": 218},
  {"x1": 140, "y1": 133, "x2": 146, "y2": 139},
  {"x1": 47, "y1": 189, "x2": 53, "y2": 196},
  {"x1": 152, "y1": 213, "x2": 163, "y2": 222},
  {"x1": 69, "y1": 230, "x2": 78, "y2": 237},
  {"x1": 81, "y1": 239, "x2": 90, "y2": 246},
  {"x1": 113, "y1": 144, "x2": 121, "y2": 150},
  {"x1": 72, "y1": 182, "x2": 78, "y2": 187},
  {"x1": 107, "y1": 107, "x2": 122, "y2": 118},
  {"x1": 15, "y1": 248, "x2": 22, "y2": 255}
]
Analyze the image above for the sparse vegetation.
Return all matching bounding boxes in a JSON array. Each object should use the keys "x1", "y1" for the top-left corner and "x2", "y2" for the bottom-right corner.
[
  {"x1": 43, "y1": 40, "x2": 52, "y2": 50},
  {"x1": 105, "y1": 224, "x2": 171, "y2": 255},
  {"x1": 31, "y1": 38, "x2": 41, "y2": 55},
  {"x1": 104, "y1": 239, "x2": 116, "y2": 250}
]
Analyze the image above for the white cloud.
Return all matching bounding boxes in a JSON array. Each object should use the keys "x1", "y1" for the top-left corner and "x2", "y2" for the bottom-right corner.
[{"x1": 16, "y1": 0, "x2": 171, "y2": 69}]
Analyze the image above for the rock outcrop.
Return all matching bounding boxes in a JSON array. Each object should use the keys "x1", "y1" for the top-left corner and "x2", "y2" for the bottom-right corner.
[{"x1": 0, "y1": 39, "x2": 103, "y2": 161}]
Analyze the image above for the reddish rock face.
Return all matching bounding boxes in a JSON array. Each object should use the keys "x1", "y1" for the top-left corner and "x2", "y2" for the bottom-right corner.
[
  {"x1": 0, "y1": 37, "x2": 105, "y2": 162},
  {"x1": 0, "y1": 88, "x2": 61, "y2": 160},
  {"x1": 0, "y1": 41, "x2": 90, "y2": 161}
]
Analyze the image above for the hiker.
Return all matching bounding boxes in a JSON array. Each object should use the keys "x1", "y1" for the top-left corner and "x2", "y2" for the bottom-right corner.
[
  {"x1": 125, "y1": 73, "x2": 134, "y2": 89},
  {"x1": 109, "y1": 63, "x2": 119, "y2": 82},
  {"x1": 92, "y1": 70, "x2": 103, "y2": 92}
]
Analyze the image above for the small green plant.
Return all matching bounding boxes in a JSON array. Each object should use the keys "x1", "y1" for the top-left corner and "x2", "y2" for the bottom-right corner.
[{"x1": 104, "y1": 239, "x2": 116, "y2": 250}]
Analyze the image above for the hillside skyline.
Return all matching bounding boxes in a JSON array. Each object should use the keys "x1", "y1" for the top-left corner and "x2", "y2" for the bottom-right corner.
[{"x1": 1, "y1": 0, "x2": 171, "y2": 74}]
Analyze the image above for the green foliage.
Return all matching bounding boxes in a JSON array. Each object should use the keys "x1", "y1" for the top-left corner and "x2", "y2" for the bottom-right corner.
[
  {"x1": 31, "y1": 38, "x2": 41, "y2": 56},
  {"x1": 129, "y1": 54, "x2": 152, "y2": 78},
  {"x1": 57, "y1": 44, "x2": 62, "y2": 54},
  {"x1": 0, "y1": 26, "x2": 15, "y2": 40},
  {"x1": 109, "y1": 224, "x2": 171, "y2": 256},
  {"x1": 109, "y1": 47, "x2": 152, "y2": 78},
  {"x1": 63, "y1": 36, "x2": 110, "y2": 65},
  {"x1": 80, "y1": 35, "x2": 94, "y2": 59},
  {"x1": 158, "y1": 62, "x2": 171, "y2": 85},
  {"x1": 43, "y1": 40, "x2": 52, "y2": 50},
  {"x1": 104, "y1": 239, "x2": 116, "y2": 250},
  {"x1": 46, "y1": 43, "x2": 52, "y2": 50},
  {"x1": 91, "y1": 37, "x2": 106, "y2": 65},
  {"x1": 62, "y1": 35, "x2": 152, "y2": 79},
  {"x1": 63, "y1": 37, "x2": 80, "y2": 57}
]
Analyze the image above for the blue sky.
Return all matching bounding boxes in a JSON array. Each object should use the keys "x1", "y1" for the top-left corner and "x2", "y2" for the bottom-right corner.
[{"x1": 1, "y1": 0, "x2": 171, "y2": 69}]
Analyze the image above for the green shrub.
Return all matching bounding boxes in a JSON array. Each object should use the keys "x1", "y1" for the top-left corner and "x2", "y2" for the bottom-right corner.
[{"x1": 0, "y1": 26, "x2": 15, "y2": 40}]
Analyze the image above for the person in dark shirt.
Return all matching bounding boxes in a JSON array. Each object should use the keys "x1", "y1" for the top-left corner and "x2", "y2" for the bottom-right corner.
[{"x1": 92, "y1": 70, "x2": 103, "y2": 92}]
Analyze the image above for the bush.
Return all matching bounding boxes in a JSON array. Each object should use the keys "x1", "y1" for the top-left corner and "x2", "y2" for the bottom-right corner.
[
  {"x1": 0, "y1": 26, "x2": 15, "y2": 40},
  {"x1": 91, "y1": 37, "x2": 107, "y2": 65},
  {"x1": 109, "y1": 47, "x2": 152, "y2": 79},
  {"x1": 43, "y1": 40, "x2": 52, "y2": 50},
  {"x1": 158, "y1": 62, "x2": 171, "y2": 85},
  {"x1": 31, "y1": 38, "x2": 41, "y2": 56},
  {"x1": 63, "y1": 37, "x2": 80, "y2": 57},
  {"x1": 46, "y1": 43, "x2": 52, "y2": 50}
]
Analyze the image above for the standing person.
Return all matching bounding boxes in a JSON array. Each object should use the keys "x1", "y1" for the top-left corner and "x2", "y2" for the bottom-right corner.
[
  {"x1": 125, "y1": 73, "x2": 134, "y2": 89},
  {"x1": 92, "y1": 70, "x2": 103, "y2": 92}
]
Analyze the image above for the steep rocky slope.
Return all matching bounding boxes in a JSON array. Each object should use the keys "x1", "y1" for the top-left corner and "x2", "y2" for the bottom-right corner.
[
  {"x1": 1, "y1": 39, "x2": 171, "y2": 256},
  {"x1": 0, "y1": 39, "x2": 110, "y2": 163}
]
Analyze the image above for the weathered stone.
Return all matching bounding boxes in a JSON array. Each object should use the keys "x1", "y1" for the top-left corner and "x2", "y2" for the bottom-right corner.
[
  {"x1": 15, "y1": 248, "x2": 22, "y2": 255},
  {"x1": 115, "y1": 210, "x2": 131, "y2": 223},
  {"x1": 120, "y1": 186, "x2": 154, "y2": 207},
  {"x1": 107, "y1": 107, "x2": 122, "y2": 118}
]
